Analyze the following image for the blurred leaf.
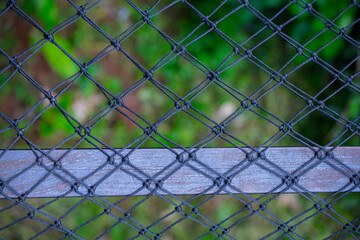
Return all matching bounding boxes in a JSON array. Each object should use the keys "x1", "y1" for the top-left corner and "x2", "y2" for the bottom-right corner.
[
  {"x1": 42, "y1": 37, "x2": 78, "y2": 79},
  {"x1": 36, "y1": 1, "x2": 58, "y2": 30}
]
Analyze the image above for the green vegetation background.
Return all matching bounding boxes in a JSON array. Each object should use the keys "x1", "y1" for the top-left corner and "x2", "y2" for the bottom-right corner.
[{"x1": 0, "y1": 0, "x2": 359, "y2": 239}]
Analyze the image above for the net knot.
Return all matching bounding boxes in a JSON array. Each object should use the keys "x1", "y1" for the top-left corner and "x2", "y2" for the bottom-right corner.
[
  {"x1": 212, "y1": 125, "x2": 225, "y2": 134},
  {"x1": 79, "y1": 62, "x2": 89, "y2": 74},
  {"x1": 343, "y1": 223, "x2": 351, "y2": 230},
  {"x1": 0, "y1": 180, "x2": 4, "y2": 191},
  {"x1": 124, "y1": 212, "x2": 131, "y2": 218},
  {"x1": 43, "y1": 33, "x2": 54, "y2": 43},
  {"x1": 314, "y1": 203, "x2": 322, "y2": 210},
  {"x1": 122, "y1": 156, "x2": 130, "y2": 164},
  {"x1": 326, "y1": 151, "x2": 334, "y2": 158},
  {"x1": 209, "y1": 226, "x2": 217, "y2": 233},
  {"x1": 192, "y1": 207, "x2": 199, "y2": 214},
  {"x1": 288, "y1": 226, "x2": 295, "y2": 232},
  {"x1": 245, "y1": 49, "x2": 253, "y2": 58},
  {"x1": 279, "y1": 123, "x2": 292, "y2": 133},
  {"x1": 245, "y1": 203, "x2": 253, "y2": 211},
  {"x1": 107, "y1": 155, "x2": 115, "y2": 165},
  {"x1": 71, "y1": 182, "x2": 80, "y2": 191},
  {"x1": 251, "y1": 99, "x2": 259, "y2": 107},
  {"x1": 49, "y1": 97, "x2": 57, "y2": 106},
  {"x1": 17, "y1": 128, "x2": 24, "y2": 137},
  {"x1": 18, "y1": 194, "x2": 26, "y2": 202},
  {"x1": 345, "y1": 123, "x2": 355, "y2": 132},
  {"x1": 280, "y1": 74, "x2": 288, "y2": 83},
  {"x1": 156, "y1": 180, "x2": 163, "y2": 188},
  {"x1": 189, "y1": 152, "x2": 197, "y2": 161},
  {"x1": 307, "y1": 99, "x2": 315, "y2": 108},
  {"x1": 317, "y1": 100, "x2": 325, "y2": 109},
  {"x1": 297, "y1": 47, "x2": 304, "y2": 55},
  {"x1": 247, "y1": 151, "x2": 258, "y2": 162},
  {"x1": 171, "y1": 44, "x2": 186, "y2": 54},
  {"x1": 259, "y1": 204, "x2": 266, "y2": 211},
  {"x1": 350, "y1": 174, "x2": 360, "y2": 186},
  {"x1": 54, "y1": 220, "x2": 62, "y2": 227},
  {"x1": 306, "y1": 3, "x2": 313, "y2": 11},
  {"x1": 139, "y1": 229, "x2": 146, "y2": 236},
  {"x1": 270, "y1": 72, "x2": 278, "y2": 81},
  {"x1": 241, "y1": 100, "x2": 249, "y2": 108},
  {"x1": 54, "y1": 160, "x2": 62, "y2": 169},
  {"x1": 144, "y1": 125, "x2": 156, "y2": 135},
  {"x1": 12, "y1": 118, "x2": 19, "y2": 128},
  {"x1": 36, "y1": 156, "x2": 43, "y2": 166},
  {"x1": 176, "y1": 154, "x2": 187, "y2": 163},
  {"x1": 77, "y1": 5, "x2": 86, "y2": 18},
  {"x1": 27, "y1": 211, "x2": 35, "y2": 219},
  {"x1": 142, "y1": 10, "x2": 151, "y2": 24},
  {"x1": 283, "y1": 175, "x2": 297, "y2": 186},
  {"x1": 109, "y1": 98, "x2": 124, "y2": 108},
  {"x1": 110, "y1": 39, "x2": 122, "y2": 51},
  {"x1": 339, "y1": 28, "x2": 346, "y2": 36},
  {"x1": 175, "y1": 205, "x2": 183, "y2": 213},
  {"x1": 143, "y1": 179, "x2": 153, "y2": 190},
  {"x1": 9, "y1": 57, "x2": 21, "y2": 70},
  {"x1": 143, "y1": 70, "x2": 153, "y2": 79},
  {"x1": 278, "y1": 224, "x2": 286, "y2": 230},
  {"x1": 46, "y1": 93, "x2": 57, "y2": 106},
  {"x1": 208, "y1": 71, "x2": 219, "y2": 80},
  {"x1": 311, "y1": 52, "x2": 318, "y2": 61},
  {"x1": 325, "y1": 203, "x2": 332, "y2": 209},
  {"x1": 88, "y1": 185, "x2": 96, "y2": 194},
  {"x1": 214, "y1": 176, "x2": 231, "y2": 188},
  {"x1": 325, "y1": 22, "x2": 332, "y2": 30},
  {"x1": 104, "y1": 208, "x2": 111, "y2": 215},
  {"x1": 154, "y1": 233, "x2": 162, "y2": 239},
  {"x1": 202, "y1": 17, "x2": 217, "y2": 29},
  {"x1": 6, "y1": 0, "x2": 16, "y2": 7},
  {"x1": 233, "y1": 46, "x2": 241, "y2": 55}
]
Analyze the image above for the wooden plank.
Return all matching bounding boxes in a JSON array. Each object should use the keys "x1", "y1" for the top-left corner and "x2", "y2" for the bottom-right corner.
[{"x1": 0, "y1": 147, "x2": 359, "y2": 198}]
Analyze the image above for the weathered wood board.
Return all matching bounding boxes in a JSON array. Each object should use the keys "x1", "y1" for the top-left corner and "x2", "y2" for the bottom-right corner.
[{"x1": 0, "y1": 147, "x2": 359, "y2": 198}]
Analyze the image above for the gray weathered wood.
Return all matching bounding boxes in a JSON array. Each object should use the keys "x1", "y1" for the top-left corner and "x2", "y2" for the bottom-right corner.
[{"x1": 0, "y1": 147, "x2": 359, "y2": 198}]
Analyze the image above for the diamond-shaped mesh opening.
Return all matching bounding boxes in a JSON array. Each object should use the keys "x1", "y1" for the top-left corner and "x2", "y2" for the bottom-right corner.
[
  {"x1": 286, "y1": 60, "x2": 337, "y2": 97},
  {"x1": 54, "y1": 74, "x2": 110, "y2": 124},
  {"x1": 186, "y1": 31, "x2": 234, "y2": 71},
  {"x1": 121, "y1": 23, "x2": 171, "y2": 70},
  {"x1": 191, "y1": 82, "x2": 241, "y2": 123},
  {"x1": 18, "y1": 105, "x2": 76, "y2": 148},
  {"x1": 0, "y1": 71, "x2": 42, "y2": 119},
  {"x1": 293, "y1": 108, "x2": 349, "y2": 146},
  {"x1": 1, "y1": 1, "x2": 360, "y2": 239},
  {"x1": 153, "y1": 55, "x2": 207, "y2": 97},
  {"x1": 85, "y1": 1, "x2": 136, "y2": 38},
  {"x1": 15, "y1": 1, "x2": 76, "y2": 31},
  {"x1": 49, "y1": 13, "x2": 112, "y2": 64},
  {"x1": 224, "y1": 108, "x2": 280, "y2": 147},
  {"x1": 0, "y1": 6, "x2": 43, "y2": 56}
]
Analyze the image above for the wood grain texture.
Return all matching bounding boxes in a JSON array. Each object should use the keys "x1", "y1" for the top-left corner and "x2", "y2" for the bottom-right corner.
[{"x1": 0, "y1": 147, "x2": 359, "y2": 198}]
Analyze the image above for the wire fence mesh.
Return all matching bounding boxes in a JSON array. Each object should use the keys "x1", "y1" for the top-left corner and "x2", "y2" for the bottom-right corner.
[{"x1": 0, "y1": 0, "x2": 360, "y2": 239}]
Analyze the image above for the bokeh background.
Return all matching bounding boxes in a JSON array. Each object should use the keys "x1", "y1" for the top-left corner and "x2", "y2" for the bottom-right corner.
[{"x1": 0, "y1": 0, "x2": 360, "y2": 239}]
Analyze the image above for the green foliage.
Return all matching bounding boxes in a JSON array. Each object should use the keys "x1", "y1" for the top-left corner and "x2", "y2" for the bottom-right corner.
[{"x1": 42, "y1": 37, "x2": 78, "y2": 79}]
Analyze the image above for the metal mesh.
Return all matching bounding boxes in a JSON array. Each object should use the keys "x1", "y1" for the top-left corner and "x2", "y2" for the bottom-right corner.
[{"x1": 0, "y1": 0, "x2": 360, "y2": 239}]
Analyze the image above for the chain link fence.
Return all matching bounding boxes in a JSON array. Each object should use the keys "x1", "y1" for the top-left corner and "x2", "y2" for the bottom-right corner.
[{"x1": 0, "y1": 0, "x2": 360, "y2": 239}]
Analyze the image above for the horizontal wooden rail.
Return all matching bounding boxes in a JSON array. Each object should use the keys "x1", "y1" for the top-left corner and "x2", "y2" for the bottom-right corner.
[{"x1": 0, "y1": 147, "x2": 359, "y2": 198}]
